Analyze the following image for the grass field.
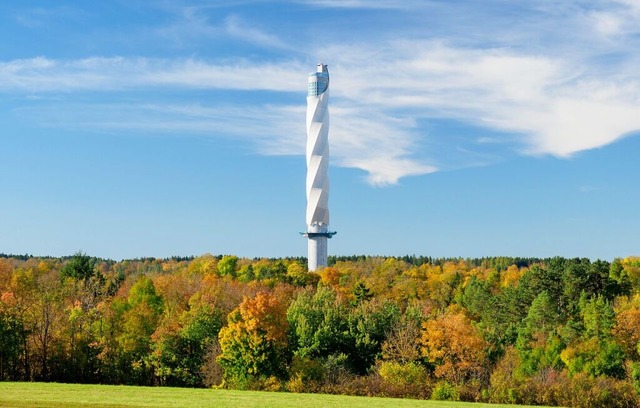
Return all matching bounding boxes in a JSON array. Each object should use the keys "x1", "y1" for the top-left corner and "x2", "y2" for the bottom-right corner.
[{"x1": 0, "y1": 382, "x2": 546, "y2": 408}]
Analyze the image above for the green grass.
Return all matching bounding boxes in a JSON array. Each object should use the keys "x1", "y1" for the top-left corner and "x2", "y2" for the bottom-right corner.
[{"x1": 0, "y1": 382, "x2": 543, "y2": 408}]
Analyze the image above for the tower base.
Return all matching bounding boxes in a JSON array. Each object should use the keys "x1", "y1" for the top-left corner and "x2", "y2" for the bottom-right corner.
[{"x1": 301, "y1": 226, "x2": 336, "y2": 271}]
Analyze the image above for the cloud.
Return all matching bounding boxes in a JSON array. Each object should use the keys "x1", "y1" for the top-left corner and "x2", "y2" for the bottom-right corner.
[
  {"x1": 325, "y1": 40, "x2": 640, "y2": 159},
  {"x1": 329, "y1": 105, "x2": 436, "y2": 184},
  {"x1": 155, "y1": 6, "x2": 221, "y2": 43},
  {"x1": 155, "y1": 6, "x2": 291, "y2": 50},
  {"x1": 3, "y1": 0, "x2": 640, "y2": 185},
  {"x1": 579, "y1": 185, "x2": 604, "y2": 194},
  {"x1": 224, "y1": 15, "x2": 289, "y2": 49},
  {"x1": 16, "y1": 101, "x2": 302, "y2": 145},
  {"x1": 4, "y1": 40, "x2": 640, "y2": 184},
  {"x1": 0, "y1": 57, "x2": 304, "y2": 92},
  {"x1": 0, "y1": 55, "x2": 433, "y2": 184},
  {"x1": 15, "y1": 99, "x2": 432, "y2": 185},
  {"x1": 588, "y1": 0, "x2": 640, "y2": 37},
  {"x1": 296, "y1": 0, "x2": 421, "y2": 8}
]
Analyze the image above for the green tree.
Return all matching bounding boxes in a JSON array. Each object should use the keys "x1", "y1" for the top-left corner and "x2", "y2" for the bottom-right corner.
[
  {"x1": 516, "y1": 291, "x2": 564, "y2": 375},
  {"x1": 609, "y1": 259, "x2": 632, "y2": 296},
  {"x1": 114, "y1": 276, "x2": 164, "y2": 384},
  {"x1": 217, "y1": 256, "x2": 238, "y2": 278},
  {"x1": 286, "y1": 262, "x2": 318, "y2": 287},
  {"x1": 518, "y1": 291, "x2": 560, "y2": 345},
  {"x1": 60, "y1": 252, "x2": 97, "y2": 282},
  {"x1": 561, "y1": 338, "x2": 626, "y2": 379},
  {"x1": 581, "y1": 295, "x2": 615, "y2": 341},
  {"x1": 0, "y1": 300, "x2": 26, "y2": 380},
  {"x1": 151, "y1": 304, "x2": 223, "y2": 387},
  {"x1": 459, "y1": 276, "x2": 491, "y2": 320},
  {"x1": 287, "y1": 287, "x2": 349, "y2": 359},
  {"x1": 351, "y1": 281, "x2": 373, "y2": 305},
  {"x1": 347, "y1": 299, "x2": 400, "y2": 373}
]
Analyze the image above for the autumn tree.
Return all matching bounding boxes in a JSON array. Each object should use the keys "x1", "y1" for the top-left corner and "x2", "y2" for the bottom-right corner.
[
  {"x1": 612, "y1": 297, "x2": 640, "y2": 359},
  {"x1": 16, "y1": 266, "x2": 66, "y2": 381},
  {"x1": 187, "y1": 254, "x2": 218, "y2": 275},
  {"x1": 217, "y1": 255, "x2": 238, "y2": 278},
  {"x1": 218, "y1": 291, "x2": 290, "y2": 387},
  {"x1": 381, "y1": 303, "x2": 423, "y2": 363},
  {"x1": 620, "y1": 257, "x2": 640, "y2": 290},
  {"x1": 286, "y1": 262, "x2": 318, "y2": 287},
  {"x1": 421, "y1": 307, "x2": 488, "y2": 383}
]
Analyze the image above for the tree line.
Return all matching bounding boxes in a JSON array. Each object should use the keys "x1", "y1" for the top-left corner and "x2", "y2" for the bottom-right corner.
[{"x1": 1, "y1": 253, "x2": 640, "y2": 407}]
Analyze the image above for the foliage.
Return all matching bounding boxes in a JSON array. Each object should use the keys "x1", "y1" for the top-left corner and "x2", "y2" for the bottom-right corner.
[
  {"x1": 379, "y1": 361, "x2": 422, "y2": 387},
  {"x1": 420, "y1": 307, "x2": 488, "y2": 383},
  {"x1": 2, "y1": 253, "x2": 640, "y2": 406},
  {"x1": 287, "y1": 286, "x2": 349, "y2": 359},
  {"x1": 431, "y1": 381, "x2": 460, "y2": 401},
  {"x1": 217, "y1": 256, "x2": 238, "y2": 278},
  {"x1": 217, "y1": 292, "x2": 291, "y2": 387},
  {"x1": 60, "y1": 252, "x2": 98, "y2": 282}
]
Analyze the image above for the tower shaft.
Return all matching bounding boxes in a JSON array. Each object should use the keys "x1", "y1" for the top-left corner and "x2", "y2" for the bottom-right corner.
[{"x1": 304, "y1": 64, "x2": 335, "y2": 271}]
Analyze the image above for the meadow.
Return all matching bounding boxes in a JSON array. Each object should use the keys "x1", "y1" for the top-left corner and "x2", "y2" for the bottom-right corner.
[{"x1": 0, "y1": 382, "x2": 542, "y2": 408}]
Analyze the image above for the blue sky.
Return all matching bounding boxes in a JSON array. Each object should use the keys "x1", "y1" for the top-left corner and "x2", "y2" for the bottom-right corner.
[{"x1": 1, "y1": 0, "x2": 639, "y2": 261}]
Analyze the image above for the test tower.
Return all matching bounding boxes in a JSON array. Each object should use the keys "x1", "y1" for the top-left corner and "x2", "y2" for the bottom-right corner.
[{"x1": 303, "y1": 63, "x2": 336, "y2": 271}]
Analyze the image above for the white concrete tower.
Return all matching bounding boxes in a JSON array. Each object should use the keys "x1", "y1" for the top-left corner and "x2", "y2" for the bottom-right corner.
[{"x1": 303, "y1": 63, "x2": 335, "y2": 271}]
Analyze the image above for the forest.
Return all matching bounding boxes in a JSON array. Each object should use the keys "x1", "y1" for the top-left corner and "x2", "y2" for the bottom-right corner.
[{"x1": 2, "y1": 252, "x2": 640, "y2": 407}]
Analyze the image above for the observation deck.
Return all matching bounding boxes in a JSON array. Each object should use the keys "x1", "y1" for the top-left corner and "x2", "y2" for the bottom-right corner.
[{"x1": 300, "y1": 231, "x2": 337, "y2": 238}]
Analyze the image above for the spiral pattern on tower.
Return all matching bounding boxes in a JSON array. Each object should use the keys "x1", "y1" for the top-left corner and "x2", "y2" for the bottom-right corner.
[
  {"x1": 304, "y1": 63, "x2": 335, "y2": 271},
  {"x1": 306, "y1": 64, "x2": 330, "y2": 228}
]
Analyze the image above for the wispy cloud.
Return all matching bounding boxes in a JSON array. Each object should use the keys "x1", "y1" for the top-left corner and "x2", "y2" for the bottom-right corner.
[
  {"x1": 3, "y1": 0, "x2": 640, "y2": 186},
  {"x1": 589, "y1": 0, "x2": 640, "y2": 37},
  {"x1": 156, "y1": 6, "x2": 221, "y2": 44},
  {"x1": 155, "y1": 6, "x2": 291, "y2": 50},
  {"x1": 296, "y1": 0, "x2": 422, "y2": 9},
  {"x1": 330, "y1": 41, "x2": 640, "y2": 158},
  {"x1": 3, "y1": 39, "x2": 640, "y2": 184},
  {"x1": 20, "y1": 102, "x2": 305, "y2": 151},
  {"x1": 224, "y1": 14, "x2": 289, "y2": 49},
  {"x1": 0, "y1": 57, "x2": 304, "y2": 92},
  {"x1": 15, "y1": 99, "x2": 432, "y2": 185},
  {"x1": 328, "y1": 105, "x2": 436, "y2": 184},
  {"x1": 579, "y1": 185, "x2": 604, "y2": 194}
]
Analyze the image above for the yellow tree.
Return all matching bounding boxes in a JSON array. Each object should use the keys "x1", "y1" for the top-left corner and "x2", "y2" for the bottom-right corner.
[
  {"x1": 187, "y1": 254, "x2": 219, "y2": 275},
  {"x1": 612, "y1": 296, "x2": 640, "y2": 360},
  {"x1": 420, "y1": 307, "x2": 488, "y2": 383}
]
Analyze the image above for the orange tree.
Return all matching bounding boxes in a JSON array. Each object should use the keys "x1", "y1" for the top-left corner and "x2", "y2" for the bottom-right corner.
[
  {"x1": 217, "y1": 291, "x2": 290, "y2": 387},
  {"x1": 420, "y1": 306, "x2": 488, "y2": 383}
]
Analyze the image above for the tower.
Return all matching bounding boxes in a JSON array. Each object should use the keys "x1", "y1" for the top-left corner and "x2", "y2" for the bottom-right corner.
[{"x1": 303, "y1": 63, "x2": 336, "y2": 271}]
